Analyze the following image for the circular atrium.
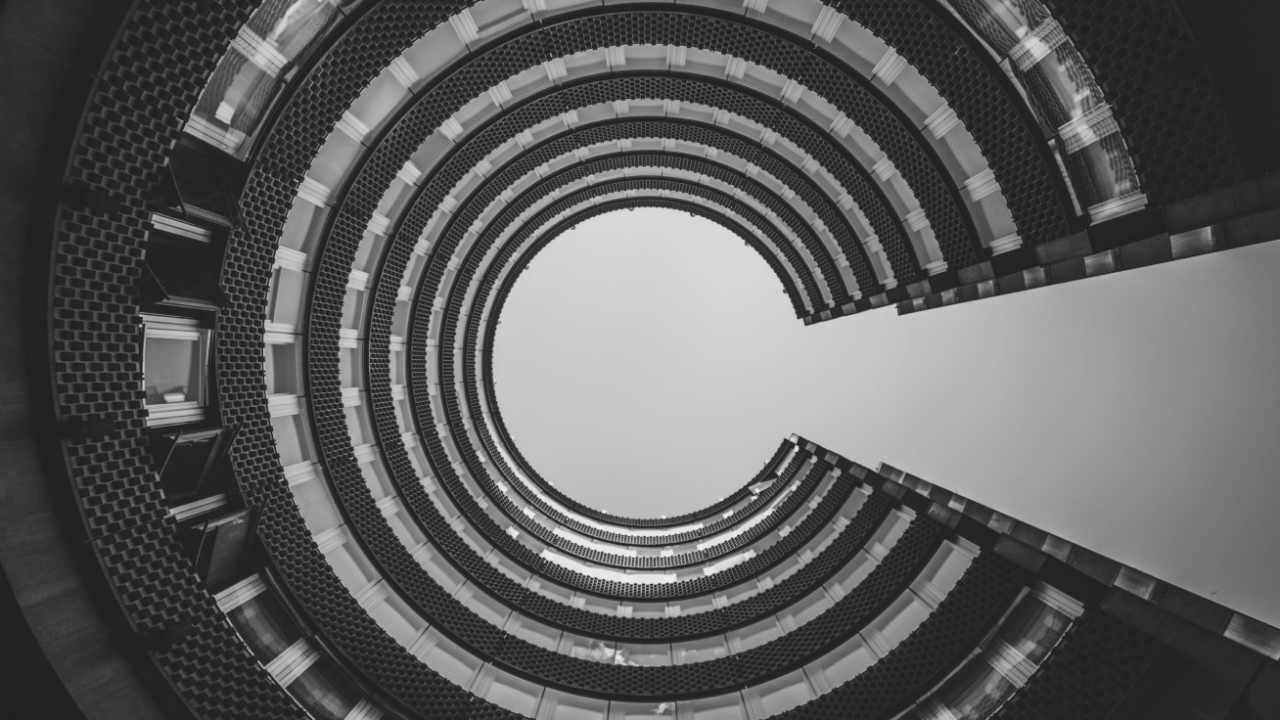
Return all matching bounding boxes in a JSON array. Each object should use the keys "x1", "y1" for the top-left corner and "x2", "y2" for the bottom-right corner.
[{"x1": 1, "y1": 0, "x2": 1278, "y2": 719}]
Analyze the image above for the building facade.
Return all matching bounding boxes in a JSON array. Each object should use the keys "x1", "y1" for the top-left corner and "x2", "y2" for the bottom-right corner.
[{"x1": 0, "y1": 0, "x2": 1277, "y2": 719}]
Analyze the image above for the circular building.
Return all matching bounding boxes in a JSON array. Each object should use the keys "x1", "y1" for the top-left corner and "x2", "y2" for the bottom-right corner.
[{"x1": 0, "y1": 0, "x2": 1277, "y2": 719}]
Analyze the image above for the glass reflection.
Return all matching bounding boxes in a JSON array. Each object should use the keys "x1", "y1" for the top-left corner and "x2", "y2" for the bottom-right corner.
[
  {"x1": 143, "y1": 322, "x2": 210, "y2": 408},
  {"x1": 289, "y1": 657, "x2": 360, "y2": 720},
  {"x1": 186, "y1": 0, "x2": 352, "y2": 155},
  {"x1": 948, "y1": 0, "x2": 1144, "y2": 216},
  {"x1": 952, "y1": 0, "x2": 1051, "y2": 54},
  {"x1": 937, "y1": 663, "x2": 1016, "y2": 719},
  {"x1": 226, "y1": 591, "x2": 303, "y2": 662}
]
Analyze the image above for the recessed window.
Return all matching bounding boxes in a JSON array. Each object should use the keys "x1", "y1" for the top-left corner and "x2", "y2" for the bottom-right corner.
[
  {"x1": 150, "y1": 425, "x2": 238, "y2": 503},
  {"x1": 143, "y1": 314, "x2": 211, "y2": 427},
  {"x1": 187, "y1": 507, "x2": 260, "y2": 590},
  {"x1": 167, "y1": 140, "x2": 239, "y2": 225},
  {"x1": 289, "y1": 655, "x2": 363, "y2": 720},
  {"x1": 185, "y1": 0, "x2": 346, "y2": 157},
  {"x1": 265, "y1": 341, "x2": 301, "y2": 395},
  {"x1": 225, "y1": 585, "x2": 303, "y2": 662},
  {"x1": 142, "y1": 233, "x2": 228, "y2": 311}
]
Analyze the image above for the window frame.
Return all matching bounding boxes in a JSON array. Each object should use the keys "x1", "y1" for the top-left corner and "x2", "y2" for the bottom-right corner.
[{"x1": 142, "y1": 313, "x2": 213, "y2": 427}]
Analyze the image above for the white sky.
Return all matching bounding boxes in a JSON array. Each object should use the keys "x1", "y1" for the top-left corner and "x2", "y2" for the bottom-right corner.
[{"x1": 494, "y1": 208, "x2": 1280, "y2": 627}]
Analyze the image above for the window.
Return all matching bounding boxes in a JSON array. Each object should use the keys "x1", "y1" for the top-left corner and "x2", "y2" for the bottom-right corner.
[
  {"x1": 185, "y1": 0, "x2": 352, "y2": 157},
  {"x1": 150, "y1": 425, "x2": 238, "y2": 503},
  {"x1": 224, "y1": 584, "x2": 304, "y2": 662},
  {"x1": 288, "y1": 656, "x2": 362, "y2": 720},
  {"x1": 186, "y1": 507, "x2": 261, "y2": 590},
  {"x1": 143, "y1": 314, "x2": 212, "y2": 427},
  {"x1": 145, "y1": 141, "x2": 236, "y2": 312},
  {"x1": 217, "y1": 576, "x2": 379, "y2": 719},
  {"x1": 265, "y1": 341, "x2": 302, "y2": 395},
  {"x1": 141, "y1": 230, "x2": 229, "y2": 311},
  {"x1": 143, "y1": 314, "x2": 253, "y2": 582},
  {"x1": 165, "y1": 139, "x2": 240, "y2": 226}
]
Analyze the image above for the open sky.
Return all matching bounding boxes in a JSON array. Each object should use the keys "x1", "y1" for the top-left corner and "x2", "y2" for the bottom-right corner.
[{"x1": 493, "y1": 208, "x2": 1280, "y2": 627}]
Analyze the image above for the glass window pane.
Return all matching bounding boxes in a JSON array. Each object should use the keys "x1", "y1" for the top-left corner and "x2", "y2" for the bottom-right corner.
[
  {"x1": 226, "y1": 591, "x2": 302, "y2": 662},
  {"x1": 151, "y1": 428, "x2": 223, "y2": 498},
  {"x1": 188, "y1": 50, "x2": 281, "y2": 154},
  {"x1": 266, "y1": 342, "x2": 300, "y2": 395},
  {"x1": 186, "y1": 0, "x2": 349, "y2": 156},
  {"x1": 614, "y1": 642, "x2": 672, "y2": 666},
  {"x1": 144, "y1": 332, "x2": 206, "y2": 406},
  {"x1": 169, "y1": 142, "x2": 234, "y2": 221},
  {"x1": 272, "y1": 414, "x2": 312, "y2": 467},
  {"x1": 288, "y1": 657, "x2": 359, "y2": 720},
  {"x1": 1000, "y1": 599, "x2": 1071, "y2": 666},
  {"x1": 147, "y1": 242, "x2": 222, "y2": 307},
  {"x1": 937, "y1": 661, "x2": 1015, "y2": 719},
  {"x1": 246, "y1": 0, "x2": 342, "y2": 61}
]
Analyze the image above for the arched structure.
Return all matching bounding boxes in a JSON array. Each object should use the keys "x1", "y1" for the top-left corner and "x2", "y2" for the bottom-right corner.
[{"x1": 1, "y1": 0, "x2": 1278, "y2": 719}]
